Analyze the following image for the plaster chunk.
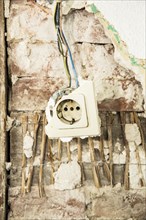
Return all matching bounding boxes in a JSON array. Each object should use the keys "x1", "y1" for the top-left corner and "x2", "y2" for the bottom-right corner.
[
  {"x1": 125, "y1": 124, "x2": 141, "y2": 145},
  {"x1": 104, "y1": 148, "x2": 109, "y2": 156},
  {"x1": 23, "y1": 131, "x2": 34, "y2": 158},
  {"x1": 54, "y1": 160, "x2": 81, "y2": 190},
  {"x1": 33, "y1": 156, "x2": 41, "y2": 166},
  {"x1": 130, "y1": 152, "x2": 137, "y2": 164},
  {"x1": 129, "y1": 141, "x2": 136, "y2": 153},
  {"x1": 128, "y1": 143, "x2": 146, "y2": 188},
  {"x1": 139, "y1": 147, "x2": 146, "y2": 165},
  {"x1": 114, "y1": 183, "x2": 122, "y2": 188},
  {"x1": 5, "y1": 162, "x2": 12, "y2": 171},
  {"x1": 82, "y1": 151, "x2": 91, "y2": 163},
  {"x1": 129, "y1": 164, "x2": 140, "y2": 189},
  {"x1": 113, "y1": 150, "x2": 126, "y2": 164}
]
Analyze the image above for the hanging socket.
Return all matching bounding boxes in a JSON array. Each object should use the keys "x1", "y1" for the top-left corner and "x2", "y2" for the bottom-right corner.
[{"x1": 45, "y1": 80, "x2": 101, "y2": 138}]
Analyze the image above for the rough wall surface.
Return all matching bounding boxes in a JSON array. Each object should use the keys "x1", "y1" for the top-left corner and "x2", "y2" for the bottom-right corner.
[
  {"x1": 5, "y1": 0, "x2": 146, "y2": 220},
  {"x1": 8, "y1": 185, "x2": 146, "y2": 220},
  {"x1": 7, "y1": 1, "x2": 144, "y2": 111}
]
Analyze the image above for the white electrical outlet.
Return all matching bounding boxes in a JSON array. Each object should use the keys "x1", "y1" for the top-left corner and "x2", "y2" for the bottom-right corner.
[
  {"x1": 54, "y1": 93, "x2": 88, "y2": 129},
  {"x1": 56, "y1": 99, "x2": 82, "y2": 124},
  {"x1": 45, "y1": 80, "x2": 101, "y2": 138}
]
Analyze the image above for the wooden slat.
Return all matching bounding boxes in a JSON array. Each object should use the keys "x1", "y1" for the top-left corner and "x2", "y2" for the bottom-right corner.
[{"x1": 0, "y1": 0, "x2": 8, "y2": 219}]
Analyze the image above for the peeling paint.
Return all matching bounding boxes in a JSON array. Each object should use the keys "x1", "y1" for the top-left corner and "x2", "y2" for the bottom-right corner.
[{"x1": 90, "y1": 3, "x2": 99, "y2": 14}]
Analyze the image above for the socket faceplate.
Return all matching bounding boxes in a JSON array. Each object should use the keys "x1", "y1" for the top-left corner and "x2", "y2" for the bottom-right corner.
[{"x1": 45, "y1": 80, "x2": 101, "y2": 138}]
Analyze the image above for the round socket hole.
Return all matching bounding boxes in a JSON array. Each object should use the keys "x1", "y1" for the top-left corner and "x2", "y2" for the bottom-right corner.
[
  {"x1": 76, "y1": 106, "x2": 80, "y2": 111},
  {"x1": 56, "y1": 99, "x2": 82, "y2": 125},
  {"x1": 64, "y1": 107, "x2": 68, "y2": 111}
]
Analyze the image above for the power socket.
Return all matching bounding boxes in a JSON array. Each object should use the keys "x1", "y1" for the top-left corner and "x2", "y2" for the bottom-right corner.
[
  {"x1": 54, "y1": 93, "x2": 88, "y2": 129},
  {"x1": 57, "y1": 99, "x2": 81, "y2": 124},
  {"x1": 45, "y1": 80, "x2": 101, "y2": 138}
]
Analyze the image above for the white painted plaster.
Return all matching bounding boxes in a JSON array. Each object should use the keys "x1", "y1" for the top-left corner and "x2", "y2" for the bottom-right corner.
[{"x1": 89, "y1": 0, "x2": 146, "y2": 59}]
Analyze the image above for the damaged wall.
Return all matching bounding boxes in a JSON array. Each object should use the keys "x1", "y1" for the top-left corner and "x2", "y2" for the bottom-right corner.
[
  {"x1": 0, "y1": 0, "x2": 146, "y2": 219},
  {"x1": 7, "y1": 2, "x2": 144, "y2": 112}
]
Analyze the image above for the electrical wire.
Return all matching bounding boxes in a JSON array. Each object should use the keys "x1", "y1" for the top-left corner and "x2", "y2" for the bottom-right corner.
[
  {"x1": 62, "y1": 31, "x2": 79, "y2": 88},
  {"x1": 54, "y1": 1, "x2": 79, "y2": 88}
]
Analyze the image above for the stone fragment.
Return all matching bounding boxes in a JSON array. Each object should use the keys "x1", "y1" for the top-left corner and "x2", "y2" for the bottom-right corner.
[
  {"x1": 125, "y1": 124, "x2": 141, "y2": 145},
  {"x1": 54, "y1": 160, "x2": 81, "y2": 190}
]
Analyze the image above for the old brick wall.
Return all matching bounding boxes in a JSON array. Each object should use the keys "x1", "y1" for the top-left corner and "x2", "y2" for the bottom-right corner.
[{"x1": 3, "y1": 0, "x2": 146, "y2": 219}]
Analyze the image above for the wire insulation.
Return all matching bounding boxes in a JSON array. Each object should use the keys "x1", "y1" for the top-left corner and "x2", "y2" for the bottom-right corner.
[{"x1": 54, "y1": 1, "x2": 79, "y2": 88}]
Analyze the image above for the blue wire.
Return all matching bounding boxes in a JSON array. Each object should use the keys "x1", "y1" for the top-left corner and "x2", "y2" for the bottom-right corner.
[{"x1": 62, "y1": 32, "x2": 79, "y2": 88}]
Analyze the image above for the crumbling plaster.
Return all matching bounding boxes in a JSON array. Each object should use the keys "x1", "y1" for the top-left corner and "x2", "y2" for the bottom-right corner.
[
  {"x1": 7, "y1": 0, "x2": 144, "y2": 112},
  {"x1": 62, "y1": 0, "x2": 146, "y2": 105},
  {"x1": 7, "y1": 0, "x2": 146, "y2": 185},
  {"x1": 5, "y1": 1, "x2": 146, "y2": 220}
]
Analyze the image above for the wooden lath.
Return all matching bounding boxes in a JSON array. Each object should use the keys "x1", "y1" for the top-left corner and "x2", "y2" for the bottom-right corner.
[
  {"x1": 10, "y1": 111, "x2": 145, "y2": 196},
  {"x1": 0, "y1": 0, "x2": 8, "y2": 219}
]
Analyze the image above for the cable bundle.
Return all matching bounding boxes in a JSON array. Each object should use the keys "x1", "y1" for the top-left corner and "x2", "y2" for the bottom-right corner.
[{"x1": 54, "y1": 1, "x2": 79, "y2": 88}]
